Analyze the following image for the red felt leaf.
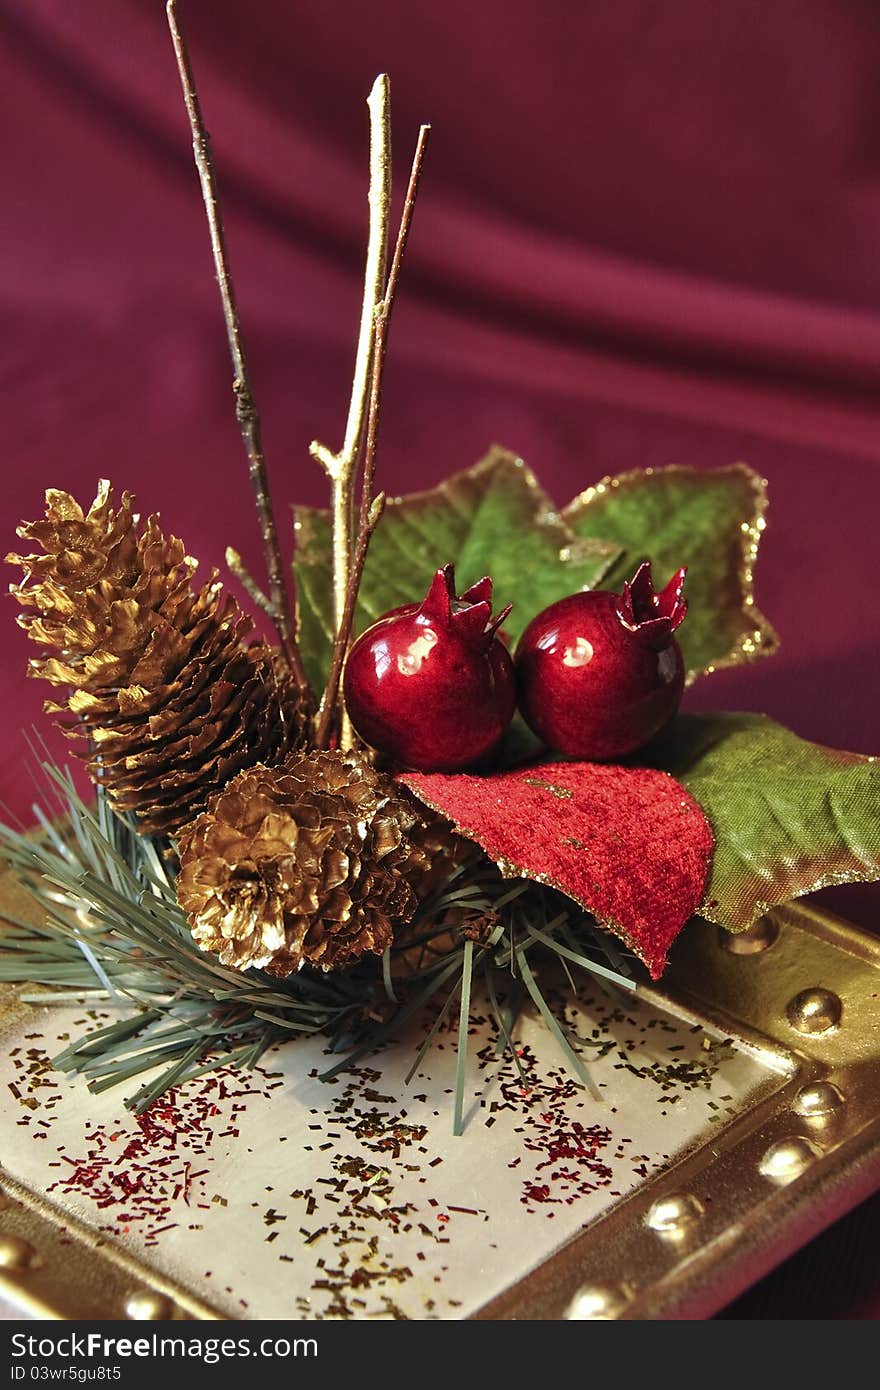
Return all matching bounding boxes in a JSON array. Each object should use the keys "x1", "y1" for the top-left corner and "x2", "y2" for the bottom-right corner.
[{"x1": 399, "y1": 761, "x2": 714, "y2": 978}]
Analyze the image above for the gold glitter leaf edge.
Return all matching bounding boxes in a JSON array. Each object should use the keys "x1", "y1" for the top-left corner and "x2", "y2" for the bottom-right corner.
[
  {"x1": 662, "y1": 714, "x2": 880, "y2": 934},
  {"x1": 562, "y1": 462, "x2": 780, "y2": 685},
  {"x1": 293, "y1": 446, "x2": 623, "y2": 691}
]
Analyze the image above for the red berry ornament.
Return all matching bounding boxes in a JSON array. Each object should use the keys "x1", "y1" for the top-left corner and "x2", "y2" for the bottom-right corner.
[
  {"x1": 344, "y1": 565, "x2": 516, "y2": 772},
  {"x1": 515, "y1": 562, "x2": 688, "y2": 760}
]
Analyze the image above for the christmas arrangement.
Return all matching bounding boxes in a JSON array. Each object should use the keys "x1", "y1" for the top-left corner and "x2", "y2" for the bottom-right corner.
[{"x1": 2, "y1": 3, "x2": 879, "y2": 1136}]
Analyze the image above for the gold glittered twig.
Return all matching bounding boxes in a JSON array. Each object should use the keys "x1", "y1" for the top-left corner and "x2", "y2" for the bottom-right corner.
[
  {"x1": 310, "y1": 75, "x2": 392, "y2": 639},
  {"x1": 225, "y1": 547, "x2": 274, "y2": 617},
  {"x1": 166, "y1": 0, "x2": 309, "y2": 695},
  {"x1": 316, "y1": 124, "x2": 431, "y2": 749}
]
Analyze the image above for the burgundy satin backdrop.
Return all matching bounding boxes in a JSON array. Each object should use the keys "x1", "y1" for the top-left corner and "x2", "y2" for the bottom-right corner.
[{"x1": 2, "y1": 0, "x2": 878, "y2": 1317}]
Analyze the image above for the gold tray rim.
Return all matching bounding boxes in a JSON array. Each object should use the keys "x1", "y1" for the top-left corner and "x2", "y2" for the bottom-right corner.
[{"x1": 1, "y1": 898, "x2": 879, "y2": 1322}]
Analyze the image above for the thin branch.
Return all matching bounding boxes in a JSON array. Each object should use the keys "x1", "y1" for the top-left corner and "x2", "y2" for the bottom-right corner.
[
  {"x1": 316, "y1": 124, "x2": 431, "y2": 748},
  {"x1": 225, "y1": 547, "x2": 273, "y2": 616},
  {"x1": 166, "y1": 0, "x2": 308, "y2": 694},
  {"x1": 309, "y1": 74, "x2": 392, "y2": 637},
  {"x1": 352, "y1": 123, "x2": 430, "y2": 562}
]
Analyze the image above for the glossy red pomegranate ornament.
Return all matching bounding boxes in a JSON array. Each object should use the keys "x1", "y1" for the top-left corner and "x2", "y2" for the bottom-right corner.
[
  {"x1": 344, "y1": 565, "x2": 516, "y2": 772},
  {"x1": 515, "y1": 562, "x2": 688, "y2": 760}
]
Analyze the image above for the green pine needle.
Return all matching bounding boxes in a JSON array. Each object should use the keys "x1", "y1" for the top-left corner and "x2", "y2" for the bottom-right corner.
[
  {"x1": 516, "y1": 947, "x2": 602, "y2": 1103},
  {"x1": 403, "y1": 984, "x2": 460, "y2": 1086},
  {"x1": 0, "y1": 758, "x2": 640, "y2": 1122},
  {"x1": 452, "y1": 938, "x2": 475, "y2": 1137},
  {"x1": 522, "y1": 922, "x2": 636, "y2": 991},
  {"x1": 485, "y1": 969, "x2": 528, "y2": 1085}
]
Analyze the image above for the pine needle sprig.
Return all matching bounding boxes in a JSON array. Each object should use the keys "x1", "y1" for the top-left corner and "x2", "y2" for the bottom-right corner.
[
  {"x1": 0, "y1": 761, "x2": 643, "y2": 1127},
  {"x1": 0, "y1": 768, "x2": 373, "y2": 1110}
]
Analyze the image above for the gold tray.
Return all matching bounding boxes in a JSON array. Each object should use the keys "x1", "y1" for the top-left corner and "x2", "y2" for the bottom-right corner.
[{"x1": 1, "y1": 881, "x2": 878, "y2": 1322}]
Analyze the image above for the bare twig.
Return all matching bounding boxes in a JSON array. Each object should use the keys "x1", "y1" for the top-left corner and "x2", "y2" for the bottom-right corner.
[
  {"x1": 315, "y1": 124, "x2": 431, "y2": 748},
  {"x1": 166, "y1": 0, "x2": 308, "y2": 694}
]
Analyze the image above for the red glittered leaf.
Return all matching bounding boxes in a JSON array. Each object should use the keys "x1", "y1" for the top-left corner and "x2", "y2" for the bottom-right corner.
[{"x1": 399, "y1": 761, "x2": 714, "y2": 978}]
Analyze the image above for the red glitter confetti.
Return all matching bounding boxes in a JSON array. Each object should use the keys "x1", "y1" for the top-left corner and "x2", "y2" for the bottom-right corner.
[{"x1": 42, "y1": 1064, "x2": 281, "y2": 1244}]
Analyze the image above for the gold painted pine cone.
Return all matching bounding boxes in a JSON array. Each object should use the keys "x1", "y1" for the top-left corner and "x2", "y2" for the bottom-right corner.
[
  {"x1": 7, "y1": 481, "x2": 309, "y2": 836},
  {"x1": 176, "y1": 749, "x2": 434, "y2": 976}
]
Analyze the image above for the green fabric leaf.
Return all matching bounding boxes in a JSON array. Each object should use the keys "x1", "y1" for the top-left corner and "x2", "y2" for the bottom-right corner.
[
  {"x1": 562, "y1": 464, "x2": 778, "y2": 682},
  {"x1": 293, "y1": 447, "x2": 621, "y2": 691},
  {"x1": 656, "y1": 713, "x2": 880, "y2": 930}
]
